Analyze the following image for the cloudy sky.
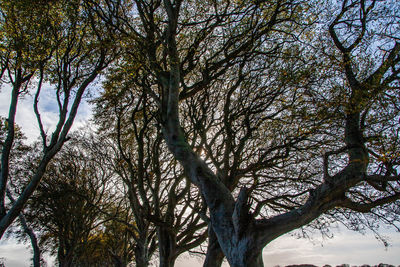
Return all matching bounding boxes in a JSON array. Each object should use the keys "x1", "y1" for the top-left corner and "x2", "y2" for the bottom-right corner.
[
  {"x1": 0, "y1": 85, "x2": 399, "y2": 266},
  {"x1": 0, "y1": 83, "x2": 93, "y2": 143}
]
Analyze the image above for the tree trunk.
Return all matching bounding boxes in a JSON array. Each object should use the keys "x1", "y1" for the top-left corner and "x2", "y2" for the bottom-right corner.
[
  {"x1": 158, "y1": 226, "x2": 177, "y2": 267},
  {"x1": 161, "y1": 68, "x2": 266, "y2": 267},
  {"x1": 57, "y1": 241, "x2": 74, "y2": 267},
  {"x1": 21, "y1": 215, "x2": 41, "y2": 267},
  {"x1": 203, "y1": 226, "x2": 224, "y2": 267},
  {"x1": 6, "y1": 190, "x2": 41, "y2": 266},
  {"x1": 111, "y1": 254, "x2": 126, "y2": 267},
  {"x1": 225, "y1": 247, "x2": 264, "y2": 267},
  {"x1": 135, "y1": 241, "x2": 150, "y2": 267}
]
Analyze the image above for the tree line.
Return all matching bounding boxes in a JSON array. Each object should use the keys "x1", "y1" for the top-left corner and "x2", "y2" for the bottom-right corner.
[{"x1": 0, "y1": 0, "x2": 399, "y2": 266}]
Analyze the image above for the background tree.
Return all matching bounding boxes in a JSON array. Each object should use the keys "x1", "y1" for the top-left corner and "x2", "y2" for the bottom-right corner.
[
  {"x1": 0, "y1": 0, "x2": 119, "y2": 238},
  {"x1": 94, "y1": 73, "x2": 208, "y2": 267},
  {"x1": 1, "y1": 117, "x2": 42, "y2": 267},
  {"x1": 80, "y1": 212, "x2": 136, "y2": 267},
  {"x1": 23, "y1": 132, "x2": 134, "y2": 267}
]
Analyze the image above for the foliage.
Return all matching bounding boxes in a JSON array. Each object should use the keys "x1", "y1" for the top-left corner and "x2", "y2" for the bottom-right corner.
[
  {"x1": 23, "y1": 132, "x2": 135, "y2": 266},
  {"x1": 0, "y1": 0, "x2": 119, "y2": 239}
]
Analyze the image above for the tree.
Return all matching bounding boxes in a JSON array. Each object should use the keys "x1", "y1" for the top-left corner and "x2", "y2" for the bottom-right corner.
[
  {"x1": 6, "y1": 190, "x2": 42, "y2": 267},
  {"x1": 23, "y1": 132, "x2": 132, "y2": 267},
  {"x1": 0, "y1": 0, "x2": 118, "y2": 238},
  {"x1": 94, "y1": 75, "x2": 208, "y2": 267},
  {"x1": 80, "y1": 212, "x2": 136, "y2": 267},
  {"x1": 1, "y1": 117, "x2": 42, "y2": 267},
  {"x1": 92, "y1": 0, "x2": 399, "y2": 266}
]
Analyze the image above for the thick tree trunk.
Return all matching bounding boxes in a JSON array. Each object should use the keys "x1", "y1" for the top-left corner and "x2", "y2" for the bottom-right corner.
[
  {"x1": 161, "y1": 46, "x2": 265, "y2": 267},
  {"x1": 158, "y1": 226, "x2": 177, "y2": 267},
  {"x1": 159, "y1": 3, "x2": 335, "y2": 267},
  {"x1": 224, "y1": 246, "x2": 264, "y2": 267},
  {"x1": 203, "y1": 227, "x2": 224, "y2": 267},
  {"x1": 135, "y1": 241, "x2": 150, "y2": 267}
]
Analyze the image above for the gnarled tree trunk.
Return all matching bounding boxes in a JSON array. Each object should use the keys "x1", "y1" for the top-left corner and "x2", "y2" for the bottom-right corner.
[
  {"x1": 135, "y1": 240, "x2": 150, "y2": 267},
  {"x1": 203, "y1": 227, "x2": 224, "y2": 267}
]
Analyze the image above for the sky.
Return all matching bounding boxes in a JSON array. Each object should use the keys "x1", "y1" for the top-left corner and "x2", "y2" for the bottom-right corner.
[
  {"x1": 1, "y1": 227, "x2": 399, "y2": 267},
  {"x1": 0, "y1": 85, "x2": 399, "y2": 266},
  {"x1": 0, "y1": 83, "x2": 93, "y2": 143}
]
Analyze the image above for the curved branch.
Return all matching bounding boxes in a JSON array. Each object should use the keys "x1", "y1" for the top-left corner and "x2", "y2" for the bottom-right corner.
[{"x1": 339, "y1": 193, "x2": 400, "y2": 213}]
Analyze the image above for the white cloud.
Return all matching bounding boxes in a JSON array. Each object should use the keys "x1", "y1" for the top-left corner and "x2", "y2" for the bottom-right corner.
[
  {"x1": 0, "y1": 83, "x2": 93, "y2": 143},
  {"x1": 0, "y1": 239, "x2": 30, "y2": 267},
  {"x1": 263, "y1": 228, "x2": 400, "y2": 267},
  {"x1": 0, "y1": 238, "x2": 55, "y2": 267}
]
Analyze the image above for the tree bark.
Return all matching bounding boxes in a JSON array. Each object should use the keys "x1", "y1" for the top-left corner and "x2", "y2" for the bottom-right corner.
[
  {"x1": 6, "y1": 189, "x2": 41, "y2": 267},
  {"x1": 20, "y1": 214, "x2": 41, "y2": 267},
  {"x1": 223, "y1": 240, "x2": 264, "y2": 267},
  {"x1": 135, "y1": 240, "x2": 150, "y2": 267},
  {"x1": 203, "y1": 227, "x2": 224, "y2": 267},
  {"x1": 158, "y1": 226, "x2": 177, "y2": 267},
  {"x1": 0, "y1": 75, "x2": 22, "y2": 219}
]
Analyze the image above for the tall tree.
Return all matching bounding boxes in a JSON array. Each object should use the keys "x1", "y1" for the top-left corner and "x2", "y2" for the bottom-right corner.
[
  {"x1": 0, "y1": 0, "x2": 118, "y2": 238},
  {"x1": 22, "y1": 132, "x2": 132, "y2": 267},
  {"x1": 92, "y1": 0, "x2": 400, "y2": 266},
  {"x1": 77, "y1": 212, "x2": 136, "y2": 267},
  {"x1": 1, "y1": 118, "x2": 42, "y2": 267},
  {"x1": 94, "y1": 74, "x2": 208, "y2": 267}
]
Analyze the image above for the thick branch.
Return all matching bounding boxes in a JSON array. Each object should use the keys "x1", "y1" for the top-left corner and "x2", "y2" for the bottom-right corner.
[{"x1": 339, "y1": 193, "x2": 400, "y2": 213}]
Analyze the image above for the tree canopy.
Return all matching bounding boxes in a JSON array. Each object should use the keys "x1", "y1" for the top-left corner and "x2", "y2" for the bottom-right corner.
[{"x1": 1, "y1": 0, "x2": 399, "y2": 267}]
